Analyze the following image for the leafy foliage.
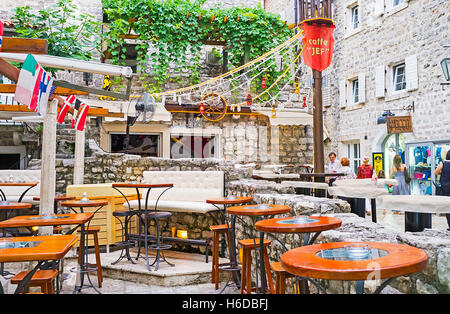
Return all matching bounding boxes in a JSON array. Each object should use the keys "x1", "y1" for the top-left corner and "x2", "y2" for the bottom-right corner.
[{"x1": 102, "y1": 0, "x2": 294, "y2": 94}]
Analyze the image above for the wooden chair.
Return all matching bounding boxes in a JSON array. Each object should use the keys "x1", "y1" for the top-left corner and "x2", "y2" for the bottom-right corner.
[
  {"x1": 238, "y1": 238, "x2": 274, "y2": 294},
  {"x1": 209, "y1": 224, "x2": 232, "y2": 290},
  {"x1": 77, "y1": 226, "x2": 103, "y2": 287},
  {"x1": 11, "y1": 269, "x2": 58, "y2": 294},
  {"x1": 271, "y1": 261, "x2": 295, "y2": 294}
]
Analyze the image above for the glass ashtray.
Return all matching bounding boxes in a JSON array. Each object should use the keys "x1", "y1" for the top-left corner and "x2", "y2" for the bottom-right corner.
[
  {"x1": 223, "y1": 196, "x2": 237, "y2": 200},
  {"x1": 242, "y1": 205, "x2": 272, "y2": 210},
  {"x1": 317, "y1": 245, "x2": 388, "y2": 261},
  {"x1": 277, "y1": 216, "x2": 319, "y2": 225},
  {"x1": 344, "y1": 244, "x2": 371, "y2": 260}
]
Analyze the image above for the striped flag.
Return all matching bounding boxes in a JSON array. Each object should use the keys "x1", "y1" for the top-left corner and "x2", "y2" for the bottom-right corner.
[
  {"x1": 74, "y1": 103, "x2": 89, "y2": 131},
  {"x1": 0, "y1": 20, "x2": 3, "y2": 51},
  {"x1": 71, "y1": 98, "x2": 82, "y2": 128},
  {"x1": 15, "y1": 54, "x2": 53, "y2": 113},
  {"x1": 57, "y1": 95, "x2": 76, "y2": 124}
]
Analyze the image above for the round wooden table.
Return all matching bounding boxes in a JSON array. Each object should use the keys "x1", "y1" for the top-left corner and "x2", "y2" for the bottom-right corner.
[
  {"x1": 281, "y1": 241, "x2": 428, "y2": 294},
  {"x1": 0, "y1": 181, "x2": 39, "y2": 202},
  {"x1": 226, "y1": 204, "x2": 291, "y2": 294}
]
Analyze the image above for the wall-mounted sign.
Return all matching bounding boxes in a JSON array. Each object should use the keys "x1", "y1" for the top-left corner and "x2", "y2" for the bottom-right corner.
[
  {"x1": 386, "y1": 116, "x2": 413, "y2": 134},
  {"x1": 372, "y1": 152, "x2": 384, "y2": 177}
]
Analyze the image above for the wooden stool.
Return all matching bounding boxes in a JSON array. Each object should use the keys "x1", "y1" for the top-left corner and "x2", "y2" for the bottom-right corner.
[
  {"x1": 77, "y1": 226, "x2": 103, "y2": 288},
  {"x1": 238, "y1": 238, "x2": 274, "y2": 294},
  {"x1": 271, "y1": 261, "x2": 295, "y2": 294},
  {"x1": 11, "y1": 269, "x2": 58, "y2": 294},
  {"x1": 209, "y1": 224, "x2": 232, "y2": 290}
]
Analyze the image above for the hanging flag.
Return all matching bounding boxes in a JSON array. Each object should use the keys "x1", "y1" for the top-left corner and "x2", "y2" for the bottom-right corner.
[
  {"x1": 75, "y1": 103, "x2": 89, "y2": 131},
  {"x1": 71, "y1": 98, "x2": 82, "y2": 128},
  {"x1": 302, "y1": 22, "x2": 335, "y2": 72},
  {"x1": 0, "y1": 20, "x2": 4, "y2": 52},
  {"x1": 57, "y1": 95, "x2": 76, "y2": 124},
  {"x1": 14, "y1": 54, "x2": 54, "y2": 113}
]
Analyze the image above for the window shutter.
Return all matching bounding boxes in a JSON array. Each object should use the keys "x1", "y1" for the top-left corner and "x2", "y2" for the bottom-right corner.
[
  {"x1": 405, "y1": 54, "x2": 418, "y2": 91},
  {"x1": 358, "y1": 73, "x2": 366, "y2": 103},
  {"x1": 375, "y1": 65, "x2": 385, "y2": 98},
  {"x1": 339, "y1": 80, "x2": 347, "y2": 108},
  {"x1": 374, "y1": 0, "x2": 385, "y2": 16}
]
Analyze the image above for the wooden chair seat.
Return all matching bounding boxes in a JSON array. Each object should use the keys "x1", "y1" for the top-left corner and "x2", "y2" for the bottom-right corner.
[
  {"x1": 238, "y1": 238, "x2": 271, "y2": 249},
  {"x1": 11, "y1": 269, "x2": 58, "y2": 294}
]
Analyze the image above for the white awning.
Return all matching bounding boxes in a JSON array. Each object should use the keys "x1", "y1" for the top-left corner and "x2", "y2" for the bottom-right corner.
[
  {"x1": 0, "y1": 53, "x2": 133, "y2": 77},
  {"x1": 79, "y1": 98, "x2": 172, "y2": 123}
]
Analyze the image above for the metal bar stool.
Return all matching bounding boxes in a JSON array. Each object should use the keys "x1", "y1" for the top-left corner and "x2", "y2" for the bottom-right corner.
[
  {"x1": 238, "y1": 238, "x2": 274, "y2": 294},
  {"x1": 111, "y1": 210, "x2": 136, "y2": 265}
]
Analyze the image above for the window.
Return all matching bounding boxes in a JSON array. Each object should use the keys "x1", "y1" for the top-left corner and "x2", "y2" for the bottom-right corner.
[
  {"x1": 351, "y1": 78, "x2": 359, "y2": 104},
  {"x1": 110, "y1": 133, "x2": 160, "y2": 157},
  {"x1": 393, "y1": 63, "x2": 406, "y2": 91},
  {"x1": 347, "y1": 143, "x2": 361, "y2": 175},
  {"x1": 393, "y1": 0, "x2": 405, "y2": 6},
  {"x1": 351, "y1": 5, "x2": 359, "y2": 29},
  {"x1": 170, "y1": 135, "x2": 216, "y2": 159}
]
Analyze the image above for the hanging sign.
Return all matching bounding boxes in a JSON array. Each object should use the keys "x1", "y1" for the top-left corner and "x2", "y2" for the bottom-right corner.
[
  {"x1": 386, "y1": 116, "x2": 413, "y2": 134},
  {"x1": 302, "y1": 23, "x2": 335, "y2": 72},
  {"x1": 372, "y1": 152, "x2": 384, "y2": 178}
]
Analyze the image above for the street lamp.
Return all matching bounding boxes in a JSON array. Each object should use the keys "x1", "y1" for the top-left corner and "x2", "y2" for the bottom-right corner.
[
  {"x1": 377, "y1": 110, "x2": 395, "y2": 124},
  {"x1": 441, "y1": 45, "x2": 450, "y2": 85}
]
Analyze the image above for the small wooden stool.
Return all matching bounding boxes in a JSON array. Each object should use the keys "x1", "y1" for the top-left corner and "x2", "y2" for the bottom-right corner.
[
  {"x1": 210, "y1": 224, "x2": 232, "y2": 290},
  {"x1": 271, "y1": 261, "x2": 295, "y2": 294},
  {"x1": 11, "y1": 269, "x2": 59, "y2": 294},
  {"x1": 238, "y1": 238, "x2": 274, "y2": 294},
  {"x1": 77, "y1": 226, "x2": 103, "y2": 287}
]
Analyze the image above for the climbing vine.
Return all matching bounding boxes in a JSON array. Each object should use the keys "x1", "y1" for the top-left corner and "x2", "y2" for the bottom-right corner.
[{"x1": 102, "y1": 0, "x2": 295, "y2": 94}]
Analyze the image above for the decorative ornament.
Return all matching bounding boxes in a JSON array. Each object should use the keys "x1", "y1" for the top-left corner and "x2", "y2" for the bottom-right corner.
[
  {"x1": 271, "y1": 107, "x2": 276, "y2": 118},
  {"x1": 199, "y1": 102, "x2": 205, "y2": 114},
  {"x1": 246, "y1": 94, "x2": 252, "y2": 106},
  {"x1": 294, "y1": 82, "x2": 300, "y2": 94},
  {"x1": 199, "y1": 93, "x2": 227, "y2": 122},
  {"x1": 262, "y1": 77, "x2": 267, "y2": 89},
  {"x1": 302, "y1": 96, "x2": 307, "y2": 108}
]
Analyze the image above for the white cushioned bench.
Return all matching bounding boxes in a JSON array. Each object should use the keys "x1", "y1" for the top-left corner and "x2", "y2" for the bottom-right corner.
[
  {"x1": 123, "y1": 171, "x2": 225, "y2": 214},
  {"x1": 0, "y1": 170, "x2": 41, "y2": 204}
]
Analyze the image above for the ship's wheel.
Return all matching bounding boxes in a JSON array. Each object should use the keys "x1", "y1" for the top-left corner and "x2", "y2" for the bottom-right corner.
[{"x1": 200, "y1": 93, "x2": 227, "y2": 122}]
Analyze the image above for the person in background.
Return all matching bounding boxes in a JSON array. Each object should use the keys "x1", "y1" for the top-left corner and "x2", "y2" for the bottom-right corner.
[
  {"x1": 389, "y1": 154, "x2": 410, "y2": 195},
  {"x1": 356, "y1": 156, "x2": 374, "y2": 179},
  {"x1": 434, "y1": 149, "x2": 450, "y2": 230},
  {"x1": 326, "y1": 152, "x2": 341, "y2": 186},
  {"x1": 378, "y1": 170, "x2": 386, "y2": 179},
  {"x1": 337, "y1": 157, "x2": 355, "y2": 180}
]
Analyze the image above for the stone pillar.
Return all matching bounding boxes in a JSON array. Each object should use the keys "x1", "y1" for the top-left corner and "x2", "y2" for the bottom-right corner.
[
  {"x1": 73, "y1": 127, "x2": 86, "y2": 185},
  {"x1": 39, "y1": 99, "x2": 58, "y2": 235}
]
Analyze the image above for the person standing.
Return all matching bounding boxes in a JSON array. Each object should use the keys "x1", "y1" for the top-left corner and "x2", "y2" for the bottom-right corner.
[
  {"x1": 337, "y1": 157, "x2": 355, "y2": 180},
  {"x1": 389, "y1": 154, "x2": 410, "y2": 196},
  {"x1": 356, "y1": 156, "x2": 374, "y2": 179},
  {"x1": 434, "y1": 149, "x2": 450, "y2": 230},
  {"x1": 326, "y1": 152, "x2": 341, "y2": 186}
]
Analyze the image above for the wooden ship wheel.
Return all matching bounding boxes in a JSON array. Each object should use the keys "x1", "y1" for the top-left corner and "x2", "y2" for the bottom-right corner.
[{"x1": 200, "y1": 93, "x2": 227, "y2": 122}]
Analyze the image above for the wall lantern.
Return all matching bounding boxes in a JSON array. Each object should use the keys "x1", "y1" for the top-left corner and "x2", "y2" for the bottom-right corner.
[
  {"x1": 377, "y1": 110, "x2": 395, "y2": 125},
  {"x1": 441, "y1": 45, "x2": 450, "y2": 84}
]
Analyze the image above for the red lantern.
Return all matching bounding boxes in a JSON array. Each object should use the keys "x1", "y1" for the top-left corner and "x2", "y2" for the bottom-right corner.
[
  {"x1": 302, "y1": 97, "x2": 307, "y2": 108},
  {"x1": 246, "y1": 94, "x2": 252, "y2": 106},
  {"x1": 262, "y1": 77, "x2": 267, "y2": 89},
  {"x1": 199, "y1": 103, "x2": 205, "y2": 114}
]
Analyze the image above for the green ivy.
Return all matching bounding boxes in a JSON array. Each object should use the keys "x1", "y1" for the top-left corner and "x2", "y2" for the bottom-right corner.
[{"x1": 102, "y1": 0, "x2": 294, "y2": 95}]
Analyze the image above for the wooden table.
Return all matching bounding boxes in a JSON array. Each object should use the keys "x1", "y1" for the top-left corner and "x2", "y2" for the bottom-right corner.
[
  {"x1": 0, "y1": 201, "x2": 33, "y2": 237},
  {"x1": 252, "y1": 173, "x2": 300, "y2": 184},
  {"x1": 59, "y1": 200, "x2": 108, "y2": 293},
  {"x1": 112, "y1": 183, "x2": 173, "y2": 271},
  {"x1": 297, "y1": 173, "x2": 346, "y2": 181},
  {"x1": 226, "y1": 204, "x2": 291, "y2": 294},
  {"x1": 33, "y1": 195, "x2": 76, "y2": 214},
  {"x1": 0, "y1": 234, "x2": 78, "y2": 294},
  {"x1": 281, "y1": 241, "x2": 428, "y2": 294},
  {"x1": 0, "y1": 181, "x2": 39, "y2": 202}
]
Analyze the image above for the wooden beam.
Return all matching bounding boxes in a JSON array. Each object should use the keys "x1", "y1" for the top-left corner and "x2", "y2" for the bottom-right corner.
[
  {"x1": 0, "y1": 84, "x2": 89, "y2": 96},
  {"x1": 0, "y1": 104, "x2": 123, "y2": 118},
  {"x1": 1, "y1": 37, "x2": 48, "y2": 54}
]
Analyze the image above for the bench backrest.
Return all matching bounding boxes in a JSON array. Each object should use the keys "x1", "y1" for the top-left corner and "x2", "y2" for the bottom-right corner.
[
  {"x1": 0, "y1": 170, "x2": 41, "y2": 199},
  {"x1": 142, "y1": 171, "x2": 224, "y2": 202}
]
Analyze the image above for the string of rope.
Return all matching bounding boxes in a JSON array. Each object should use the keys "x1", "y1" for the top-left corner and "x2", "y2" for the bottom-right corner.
[{"x1": 149, "y1": 30, "x2": 304, "y2": 97}]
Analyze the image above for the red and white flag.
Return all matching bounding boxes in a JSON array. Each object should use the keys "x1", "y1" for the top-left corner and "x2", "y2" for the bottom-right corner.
[
  {"x1": 71, "y1": 98, "x2": 82, "y2": 128},
  {"x1": 0, "y1": 20, "x2": 4, "y2": 52},
  {"x1": 57, "y1": 95, "x2": 76, "y2": 124},
  {"x1": 74, "y1": 103, "x2": 89, "y2": 131}
]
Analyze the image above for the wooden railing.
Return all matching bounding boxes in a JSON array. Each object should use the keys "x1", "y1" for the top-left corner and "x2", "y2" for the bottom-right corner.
[{"x1": 298, "y1": 0, "x2": 333, "y2": 21}]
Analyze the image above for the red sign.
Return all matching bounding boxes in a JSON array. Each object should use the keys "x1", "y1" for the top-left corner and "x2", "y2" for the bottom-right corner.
[{"x1": 302, "y1": 23, "x2": 335, "y2": 72}]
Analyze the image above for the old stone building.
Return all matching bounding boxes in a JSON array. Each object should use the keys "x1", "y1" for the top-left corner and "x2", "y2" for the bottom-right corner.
[{"x1": 266, "y1": 0, "x2": 450, "y2": 192}]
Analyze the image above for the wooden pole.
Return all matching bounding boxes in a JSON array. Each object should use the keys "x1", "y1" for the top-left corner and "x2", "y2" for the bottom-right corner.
[
  {"x1": 312, "y1": 69, "x2": 324, "y2": 176},
  {"x1": 73, "y1": 127, "x2": 86, "y2": 185},
  {"x1": 38, "y1": 98, "x2": 58, "y2": 235}
]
